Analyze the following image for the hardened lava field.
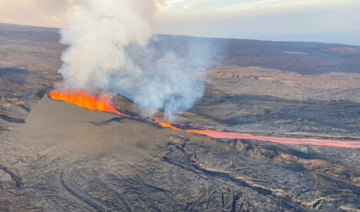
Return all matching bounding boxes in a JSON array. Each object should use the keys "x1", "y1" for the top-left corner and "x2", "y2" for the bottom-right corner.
[{"x1": 1, "y1": 24, "x2": 360, "y2": 211}]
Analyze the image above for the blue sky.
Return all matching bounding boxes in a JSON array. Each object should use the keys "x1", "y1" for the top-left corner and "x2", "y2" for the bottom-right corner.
[{"x1": 0, "y1": 0, "x2": 359, "y2": 45}]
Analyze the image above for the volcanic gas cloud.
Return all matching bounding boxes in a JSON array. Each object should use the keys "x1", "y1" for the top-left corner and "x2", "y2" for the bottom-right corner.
[{"x1": 56, "y1": 0, "x2": 206, "y2": 118}]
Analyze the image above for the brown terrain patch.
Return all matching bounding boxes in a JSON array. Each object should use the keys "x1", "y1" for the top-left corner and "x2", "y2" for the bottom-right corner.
[{"x1": 209, "y1": 66, "x2": 360, "y2": 90}]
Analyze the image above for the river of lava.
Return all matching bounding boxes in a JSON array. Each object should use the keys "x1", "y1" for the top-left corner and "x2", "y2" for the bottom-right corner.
[
  {"x1": 154, "y1": 118, "x2": 182, "y2": 130},
  {"x1": 49, "y1": 90, "x2": 360, "y2": 149},
  {"x1": 185, "y1": 130, "x2": 360, "y2": 148}
]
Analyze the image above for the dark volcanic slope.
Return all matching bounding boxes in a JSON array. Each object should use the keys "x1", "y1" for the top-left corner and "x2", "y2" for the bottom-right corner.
[
  {"x1": 0, "y1": 95, "x2": 359, "y2": 211},
  {"x1": 1, "y1": 24, "x2": 360, "y2": 211}
]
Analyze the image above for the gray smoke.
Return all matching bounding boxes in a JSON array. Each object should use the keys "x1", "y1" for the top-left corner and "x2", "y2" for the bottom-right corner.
[
  {"x1": 59, "y1": 0, "x2": 216, "y2": 120},
  {"x1": 107, "y1": 44, "x2": 207, "y2": 119}
]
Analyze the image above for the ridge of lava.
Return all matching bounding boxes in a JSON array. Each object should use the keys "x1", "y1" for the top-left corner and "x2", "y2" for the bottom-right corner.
[{"x1": 49, "y1": 90, "x2": 360, "y2": 149}]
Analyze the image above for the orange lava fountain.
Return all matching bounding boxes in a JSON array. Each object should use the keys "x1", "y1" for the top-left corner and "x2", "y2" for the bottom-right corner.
[
  {"x1": 49, "y1": 90, "x2": 360, "y2": 149},
  {"x1": 49, "y1": 90, "x2": 124, "y2": 116}
]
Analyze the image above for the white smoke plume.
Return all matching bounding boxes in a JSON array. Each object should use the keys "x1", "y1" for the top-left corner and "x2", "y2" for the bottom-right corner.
[{"x1": 59, "y1": 0, "x2": 210, "y2": 119}]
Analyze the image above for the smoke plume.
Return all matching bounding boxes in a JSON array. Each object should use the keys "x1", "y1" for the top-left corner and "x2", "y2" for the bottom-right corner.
[{"x1": 59, "y1": 0, "x2": 211, "y2": 119}]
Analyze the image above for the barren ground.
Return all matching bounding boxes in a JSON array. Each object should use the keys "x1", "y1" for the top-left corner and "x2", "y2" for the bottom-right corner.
[{"x1": 1, "y1": 23, "x2": 360, "y2": 211}]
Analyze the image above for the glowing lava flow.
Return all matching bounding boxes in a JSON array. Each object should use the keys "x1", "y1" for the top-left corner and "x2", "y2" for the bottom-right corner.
[
  {"x1": 185, "y1": 130, "x2": 360, "y2": 148},
  {"x1": 49, "y1": 90, "x2": 125, "y2": 116},
  {"x1": 49, "y1": 90, "x2": 360, "y2": 149},
  {"x1": 154, "y1": 118, "x2": 182, "y2": 130}
]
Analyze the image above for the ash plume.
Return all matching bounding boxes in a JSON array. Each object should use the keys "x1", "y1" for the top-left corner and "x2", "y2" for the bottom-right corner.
[{"x1": 58, "y1": 0, "x2": 214, "y2": 120}]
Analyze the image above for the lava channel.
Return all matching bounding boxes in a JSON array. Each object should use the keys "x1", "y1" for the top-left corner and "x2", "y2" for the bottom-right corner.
[{"x1": 49, "y1": 90, "x2": 360, "y2": 149}]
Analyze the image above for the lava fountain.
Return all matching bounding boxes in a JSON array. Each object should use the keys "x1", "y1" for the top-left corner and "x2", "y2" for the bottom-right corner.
[
  {"x1": 49, "y1": 90, "x2": 124, "y2": 116},
  {"x1": 49, "y1": 90, "x2": 360, "y2": 149}
]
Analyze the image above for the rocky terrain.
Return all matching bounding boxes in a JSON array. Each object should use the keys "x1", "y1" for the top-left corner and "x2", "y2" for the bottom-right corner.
[{"x1": 1, "y1": 23, "x2": 360, "y2": 211}]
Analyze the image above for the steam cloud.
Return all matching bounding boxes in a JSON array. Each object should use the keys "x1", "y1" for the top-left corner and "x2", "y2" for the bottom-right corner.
[{"x1": 59, "y1": 0, "x2": 212, "y2": 119}]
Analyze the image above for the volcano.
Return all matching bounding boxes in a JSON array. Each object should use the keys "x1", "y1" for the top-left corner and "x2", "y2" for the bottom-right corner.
[
  {"x1": 2, "y1": 24, "x2": 360, "y2": 212},
  {"x1": 0, "y1": 93, "x2": 357, "y2": 211}
]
